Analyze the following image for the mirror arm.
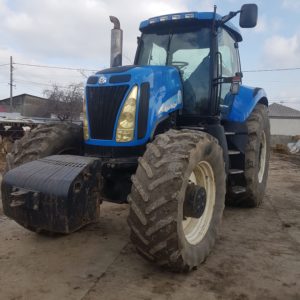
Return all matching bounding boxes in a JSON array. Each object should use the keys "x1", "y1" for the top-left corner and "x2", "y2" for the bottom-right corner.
[{"x1": 220, "y1": 10, "x2": 241, "y2": 25}]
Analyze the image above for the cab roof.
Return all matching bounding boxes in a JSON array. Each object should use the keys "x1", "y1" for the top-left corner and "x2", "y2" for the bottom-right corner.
[{"x1": 140, "y1": 12, "x2": 242, "y2": 42}]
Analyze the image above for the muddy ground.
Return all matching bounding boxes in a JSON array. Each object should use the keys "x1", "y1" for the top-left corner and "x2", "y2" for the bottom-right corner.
[{"x1": 0, "y1": 153, "x2": 299, "y2": 300}]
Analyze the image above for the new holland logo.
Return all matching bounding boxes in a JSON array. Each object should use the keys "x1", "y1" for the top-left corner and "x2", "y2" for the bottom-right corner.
[{"x1": 98, "y1": 76, "x2": 107, "y2": 84}]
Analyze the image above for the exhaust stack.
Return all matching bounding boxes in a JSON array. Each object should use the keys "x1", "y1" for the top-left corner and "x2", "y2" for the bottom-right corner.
[{"x1": 109, "y1": 16, "x2": 123, "y2": 68}]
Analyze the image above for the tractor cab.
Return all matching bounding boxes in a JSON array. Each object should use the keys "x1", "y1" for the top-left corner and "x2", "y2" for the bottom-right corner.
[
  {"x1": 135, "y1": 10, "x2": 251, "y2": 121},
  {"x1": 136, "y1": 20, "x2": 212, "y2": 115}
]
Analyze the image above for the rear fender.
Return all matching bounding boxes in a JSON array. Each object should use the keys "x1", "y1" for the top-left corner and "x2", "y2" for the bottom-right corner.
[{"x1": 225, "y1": 85, "x2": 268, "y2": 122}]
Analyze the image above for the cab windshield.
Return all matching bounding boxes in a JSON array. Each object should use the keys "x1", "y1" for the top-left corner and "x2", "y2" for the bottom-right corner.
[{"x1": 136, "y1": 27, "x2": 211, "y2": 114}]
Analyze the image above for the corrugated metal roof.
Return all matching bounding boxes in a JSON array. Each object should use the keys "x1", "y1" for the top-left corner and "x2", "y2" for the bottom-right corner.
[
  {"x1": 0, "y1": 93, "x2": 47, "y2": 102},
  {"x1": 269, "y1": 103, "x2": 300, "y2": 118}
]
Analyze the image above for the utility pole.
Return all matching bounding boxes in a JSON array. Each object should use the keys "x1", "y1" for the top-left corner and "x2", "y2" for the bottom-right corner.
[{"x1": 9, "y1": 56, "x2": 13, "y2": 112}]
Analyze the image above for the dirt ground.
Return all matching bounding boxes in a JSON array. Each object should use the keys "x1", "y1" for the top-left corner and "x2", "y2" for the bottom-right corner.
[{"x1": 0, "y1": 153, "x2": 299, "y2": 300}]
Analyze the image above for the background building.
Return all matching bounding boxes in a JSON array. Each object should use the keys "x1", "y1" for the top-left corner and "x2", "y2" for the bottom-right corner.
[
  {"x1": 269, "y1": 103, "x2": 300, "y2": 146},
  {"x1": 269, "y1": 103, "x2": 300, "y2": 136},
  {"x1": 0, "y1": 94, "x2": 50, "y2": 118}
]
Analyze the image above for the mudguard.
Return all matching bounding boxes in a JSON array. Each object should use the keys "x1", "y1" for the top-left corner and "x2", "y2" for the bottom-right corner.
[
  {"x1": 225, "y1": 85, "x2": 268, "y2": 122},
  {"x1": 2, "y1": 155, "x2": 102, "y2": 233}
]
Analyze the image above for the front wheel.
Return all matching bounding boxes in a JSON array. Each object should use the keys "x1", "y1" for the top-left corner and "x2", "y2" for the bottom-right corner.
[{"x1": 127, "y1": 129, "x2": 226, "y2": 272}]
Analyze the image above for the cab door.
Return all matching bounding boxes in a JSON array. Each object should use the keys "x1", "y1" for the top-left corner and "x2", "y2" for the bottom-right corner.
[{"x1": 217, "y1": 28, "x2": 241, "y2": 116}]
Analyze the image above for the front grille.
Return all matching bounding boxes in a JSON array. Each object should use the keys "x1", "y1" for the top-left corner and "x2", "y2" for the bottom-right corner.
[{"x1": 86, "y1": 85, "x2": 129, "y2": 140}]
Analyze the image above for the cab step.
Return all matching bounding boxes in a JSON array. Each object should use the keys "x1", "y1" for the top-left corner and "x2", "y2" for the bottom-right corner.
[
  {"x1": 229, "y1": 169, "x2": 244, "y2": 175},
  {"x1": 180, "y1": 126, "x2": 205, "y2": 131},
  {"x1": 232, "y1": 186, "x2": 246, "y2": 194},
  {"x1": 228, "y1": 150, "x2": 240, "y2": 155}
]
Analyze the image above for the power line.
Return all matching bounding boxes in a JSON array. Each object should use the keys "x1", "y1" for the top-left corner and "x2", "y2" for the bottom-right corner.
[
  {"x1": 16, "y1": 78, "x2": 67, "y2": 86},
  {"x1": 270, "y1": 101, "x2": 300, "y2": 104},
  {"x1": 7, "y1": 61, "x2": 300, "y2": 74},
  {"x1": 15, "y1": 79, "x2": 80, "y2": 89},
  {"x1": 14, "y1": 62, "x2": 99, "y2": 72},
  {"x1": 3, "y1": 60, "x2": 300, "y2": 107},
  {"x1": 246, "y1": 80, "x2": 299, "y2": 84},
  {"x1": 270, "y1": 97, "x2": 300, "y2": 100},
  {"x1": 244, "y1": 67, "x2": 300, "y2": 72}
]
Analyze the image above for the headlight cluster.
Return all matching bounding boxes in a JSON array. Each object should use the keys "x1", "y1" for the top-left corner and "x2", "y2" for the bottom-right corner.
[
  {"x1": 83, "y1": 96, "x2": 89, "y2": 140},
  {"x1": 116, "y1": 85, "x2": 138, "y2": 142}
]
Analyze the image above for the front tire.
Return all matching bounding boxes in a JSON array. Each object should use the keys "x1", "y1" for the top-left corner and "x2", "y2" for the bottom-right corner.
[{"x1": 127, "y1": 129, "x2": 226, "y2": 272}]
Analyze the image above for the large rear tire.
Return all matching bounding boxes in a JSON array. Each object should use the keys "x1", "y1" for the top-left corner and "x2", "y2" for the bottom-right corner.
[
  {"x1": 127, "y1": 129, "x2": 226, "y2": 272},
  {"x1": 242, "y1": 104, "x2": 270, "y2": 207},
  {"x1": 6, "y1": 122, "x2": 82, "y2": 171},
  {"x1": 4, "y1": 123, "x2": 83, "y2": 234}
]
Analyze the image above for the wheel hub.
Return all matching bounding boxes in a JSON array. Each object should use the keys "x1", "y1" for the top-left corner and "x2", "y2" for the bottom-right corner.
[
  {"x1": 182, "y1": 161, "x2": 216, "y2": 245},
  {"x1": 184, "y1": 184, "x2": 207, "y2": 219}
]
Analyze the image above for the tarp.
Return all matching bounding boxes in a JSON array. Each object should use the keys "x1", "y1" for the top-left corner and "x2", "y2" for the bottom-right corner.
[{"x1": 287, "y1": 140, "x2": 300, "y2": 154}]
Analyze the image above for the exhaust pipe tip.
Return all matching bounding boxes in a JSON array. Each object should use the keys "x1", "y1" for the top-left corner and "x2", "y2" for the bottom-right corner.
[
  {"x1": 109, "y1": 16, "x2": 120, "y2": 30},
  {"x1": 109, "y1": 16, "x2": 123, "y2": 68}
]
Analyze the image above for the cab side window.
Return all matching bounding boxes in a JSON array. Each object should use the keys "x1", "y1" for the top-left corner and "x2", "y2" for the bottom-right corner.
[
  {"x1": 218, "y1": 29, "x2": 240, "y2": 77},
  {"x1": 218, "y1": 29, "x2": 241, "y2": 107}
]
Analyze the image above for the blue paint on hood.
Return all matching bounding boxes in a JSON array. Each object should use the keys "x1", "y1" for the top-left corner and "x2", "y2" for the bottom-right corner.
[{"x1": 85, "y1": 65, "x2": 183, "y2": 147}]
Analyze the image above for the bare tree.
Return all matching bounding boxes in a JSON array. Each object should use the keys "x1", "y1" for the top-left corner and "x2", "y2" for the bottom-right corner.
[{"x1": 43, "y1": 83, "x2": 83, "y2": 121}]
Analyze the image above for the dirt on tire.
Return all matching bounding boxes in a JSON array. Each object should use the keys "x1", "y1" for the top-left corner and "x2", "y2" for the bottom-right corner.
[
  {"x1": 127, "y1": 129, "x2": 226, "y2": 272},
  {"x1": 243, "y1": 104, "x2": 270, "y2": 206},
  {"x1": 6, "y1": 122, "x2": 83, "y2": 171},
  {"x1": 227, "y1": 104, "x2": 270, "y2": 207}
]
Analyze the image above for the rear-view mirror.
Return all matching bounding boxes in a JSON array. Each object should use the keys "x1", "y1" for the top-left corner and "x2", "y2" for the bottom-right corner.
[{"x1": 239, "y1": 4, "x2": 258, "y2": 28}]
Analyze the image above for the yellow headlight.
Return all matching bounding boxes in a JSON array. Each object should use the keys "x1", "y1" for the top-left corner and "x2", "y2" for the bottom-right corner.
[
  {"x1": 116, "y1": 86, "x2": 138, "y2": 142},
  {"x1": 83, "y1": 97, "x2": 89, "y2": 140}
]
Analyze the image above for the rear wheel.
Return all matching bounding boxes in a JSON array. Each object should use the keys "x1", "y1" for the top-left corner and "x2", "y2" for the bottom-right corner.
[
  {"x1": 4, "y1": 122, "x2": 83, "y2": 234},
  {"x1": 127, "y1": 129, "x2": 226, "y2": 272},
  {"x1": 6, "y1": 122, "x2": 82, "y2": 171},
  {"x1": 243, "y1": 104, "x2": 270, "y2": 207}
]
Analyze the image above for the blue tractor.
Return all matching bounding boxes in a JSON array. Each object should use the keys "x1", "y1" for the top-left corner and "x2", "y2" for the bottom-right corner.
[{"x1": 2, "y1": 4, "x2": 270, "y2": 271}]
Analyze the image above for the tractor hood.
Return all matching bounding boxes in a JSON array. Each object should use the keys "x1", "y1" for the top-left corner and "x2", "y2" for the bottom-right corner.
[{"x1": 85, "y1": 65, "x2": 183, "y2": 147}]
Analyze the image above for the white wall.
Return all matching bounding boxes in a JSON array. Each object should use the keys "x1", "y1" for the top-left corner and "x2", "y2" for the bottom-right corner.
[{"x1": 270, "y1": 118, "x2": 300, "y2": 136}]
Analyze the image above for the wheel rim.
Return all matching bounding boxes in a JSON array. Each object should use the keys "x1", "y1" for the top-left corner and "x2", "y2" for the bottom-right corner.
[
  {"x1": 258, "y1": 131, "x2": 266, "y2": 183},
  {"x1": 182, "y1": 161, "x2": 216, "y2": 245}
]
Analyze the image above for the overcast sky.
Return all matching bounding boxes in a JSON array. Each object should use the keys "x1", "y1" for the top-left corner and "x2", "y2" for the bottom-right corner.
[{"x1": 0, "y1": 0, "x2": 300, "y2": 109}]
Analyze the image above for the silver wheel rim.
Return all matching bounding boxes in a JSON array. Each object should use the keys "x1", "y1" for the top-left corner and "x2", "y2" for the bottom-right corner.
[
  {"x1": 182, "y1": 161, "x2": 216, "y2": 245},
  {"x1": 258, "y1": 131, "x2": 266, "y2": 183}
]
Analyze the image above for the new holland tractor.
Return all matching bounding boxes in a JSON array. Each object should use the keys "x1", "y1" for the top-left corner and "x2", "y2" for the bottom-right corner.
[{"x1": 2, "y1": 4, "x2": 270, "y2": 272}]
